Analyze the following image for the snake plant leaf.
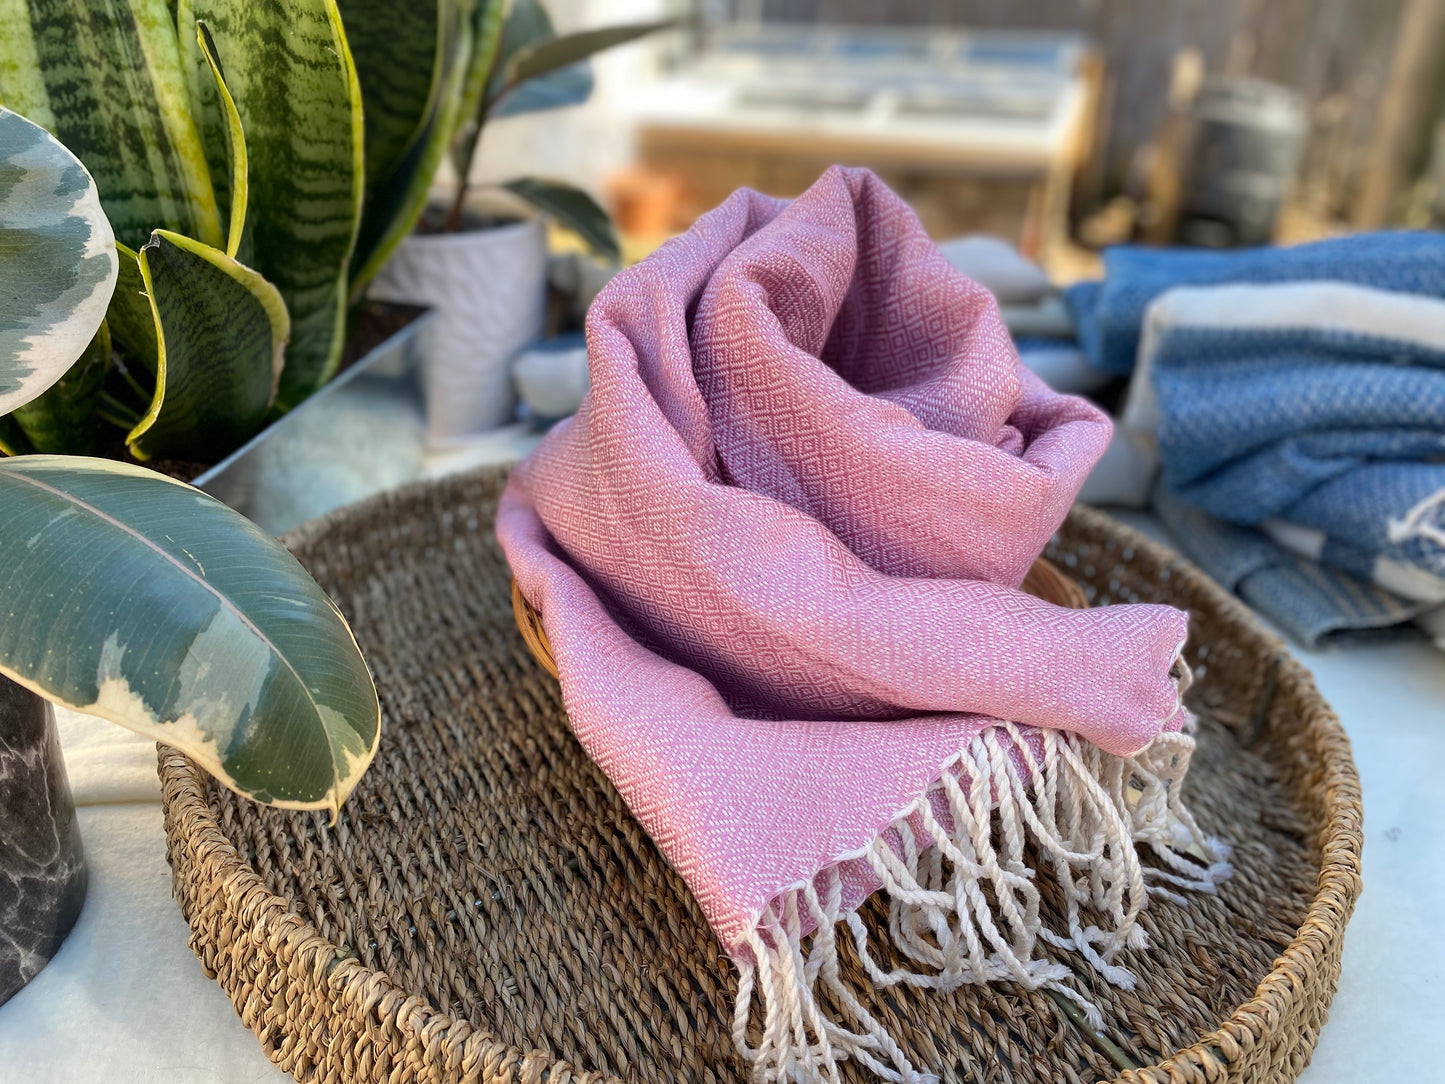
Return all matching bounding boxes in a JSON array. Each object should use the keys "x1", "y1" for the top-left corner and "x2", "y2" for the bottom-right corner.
[
  {"x1": 178, "y1": 0, "x2": 364, "y2": 409},
  {"x1": 105, "y1": 242, "x2": 160, "y2": 376},
  {"x1": 12, "y1": 322, "x2": 110, "y2": 453},
  {"x1": 177, "y1": 19, "x2": 247, "y2": 261},
  {"x1": 337, "y1": 0, "x2": 448, "y2": 194},
  {"x1": 0, "y1": 107, "x2": 118, "y2": 415},
  {"x1": 0, "y1": 0, "x2": 223, "y2": 251},
  {"x1": 0, "y1": 455, "x2": 381, "y2": 813},
  {"x1": 127, "y1": 229, "x2": 287, "y2": 461},
  {"x1": 503, "y1": 177, "x2": 618, "y2": 262},
  {"x1": 194, "y1": 22, "x2": 248, "y2": 261},
  {"x1": 344, "y1": 0, "x2": 476, "y2": 297}
]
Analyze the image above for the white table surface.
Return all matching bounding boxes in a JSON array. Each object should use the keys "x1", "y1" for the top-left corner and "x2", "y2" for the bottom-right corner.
[{"x1": 1, "y1": 506, "x2": 1440, "y2": 1083}]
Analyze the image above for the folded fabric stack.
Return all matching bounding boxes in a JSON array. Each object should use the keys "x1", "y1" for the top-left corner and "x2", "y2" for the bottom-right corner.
[
  {"x1": 502, "y1": 167, "x2": 1226, "y2": 1084},
  {"x1": 1068, "y1": 234, "x2": 1445, "y2": 649}
]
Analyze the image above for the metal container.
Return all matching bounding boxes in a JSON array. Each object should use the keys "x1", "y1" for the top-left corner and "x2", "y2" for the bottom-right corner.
[
  {"x1": 1179, "y1": 77, "x2": 1307, "y2": 248},
  {"x1": 193, "y1": 307, "x2": 437, "y2": 536}
]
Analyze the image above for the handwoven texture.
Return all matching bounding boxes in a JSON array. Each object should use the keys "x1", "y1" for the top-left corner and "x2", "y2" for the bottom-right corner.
[
  {"x1": 1139, "y1": 279, "x2": 1445, "y2": 646},
  {"x1": 511, "y1": 555, "x2": 1091, "y2": 684},
  {"x1": 1152, "y1": 485, "x2": 1436, "y2": 648},
  {"x1": 1063, "y1": 230, "x2": 1445, "y2": 374},
  {"x1": 498, "y1": 166, "x2": 1190, "y2": 961},
  {"x1": 160, "y1": 465, "x2": 1363, "y2": 1084}
]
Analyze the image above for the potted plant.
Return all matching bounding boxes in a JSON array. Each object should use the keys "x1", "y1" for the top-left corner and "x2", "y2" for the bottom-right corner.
[
  {"x1": 0, "y1": 109, "x2": 381, "y2": 1006},
  {"x1": 0, "y1": 0, "x2": 651, "y2": 467},
  {"x1": 366, "y1": 0, "x2": 673, "y2": 444}
]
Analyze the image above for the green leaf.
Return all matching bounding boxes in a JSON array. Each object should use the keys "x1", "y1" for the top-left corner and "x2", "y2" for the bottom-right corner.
[
  {"x1": 451, "y1": 0, "x2": 507, "y2": 169},
  {"x1": 343, "y1": 0, "x2": 478, "y2": 297},
  {"x1": 500, "y1": 18, "x2": 673, "y2": 91},
  {"x1": 195, "y1": 21, "x2": 247, "y2": 261},
  {"x1": 178, "y1": 0, "x2": 364, "y2": 408},
  {"x1": 12, "y1": 322, "x2": 110, "y2": 453},
  {"x1": 0, "y1": 0, "x2": 223, "y2": 251},
  {"x1": 337, "y1": 0, "x2": 448, "y2": 195},
  {"x1": 0, "y1": 454, "x2": 381, "y2": 813},
  {"x1": 489, "y1": 60, "x2": 589, "y2": 119},
  {"x1": 490, "y1": 0, "x2": 555, "y2": 85},
  {"x1": 481, "y1": 0, "x2": 592, "y2": 122},
  {"x1": 106, "y1": 242, "x2": 160, "y2": 375},
  {"x1": 503, "y1": 176, "x2": 618, "y2": 262},
  {"x1": 127, "y1": 229, "x2": 288, "y2": 461},
  {"x1": 0, "y1": 107, "x2": 118, "y2": 414}
]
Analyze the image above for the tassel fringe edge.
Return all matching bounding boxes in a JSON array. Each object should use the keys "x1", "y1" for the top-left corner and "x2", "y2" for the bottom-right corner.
[{"x1": 731, "y1": 720, "x2": 1232, "y2": 1084}]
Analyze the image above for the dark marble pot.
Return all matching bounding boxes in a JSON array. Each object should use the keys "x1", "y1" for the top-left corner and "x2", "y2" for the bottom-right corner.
[{"x1": 0, "y1": 674, "x2": 86, "y2": 1006}]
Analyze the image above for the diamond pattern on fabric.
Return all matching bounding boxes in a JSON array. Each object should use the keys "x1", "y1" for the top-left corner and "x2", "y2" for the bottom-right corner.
[{"x1": 496, "y1": 167, "x2": 1189, "y2": 953}]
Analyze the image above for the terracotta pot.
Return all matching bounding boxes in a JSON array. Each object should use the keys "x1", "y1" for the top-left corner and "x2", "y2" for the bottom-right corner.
[
  {"x1": 368, "y1": 216, "x2": 548, "y2": 446},
  {"x1": 0, "y1": 675, "x2": 86, "y2": 1007}
]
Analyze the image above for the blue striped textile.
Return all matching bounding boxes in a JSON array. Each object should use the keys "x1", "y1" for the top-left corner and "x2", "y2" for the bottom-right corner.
[{"x1": 1065, "y1": 232, "x2": 1445, "y2": 374}]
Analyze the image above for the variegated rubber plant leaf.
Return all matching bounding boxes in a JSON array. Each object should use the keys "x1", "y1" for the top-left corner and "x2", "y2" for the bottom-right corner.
[
  {"x1": 0, "y1": 455, "x2": 381, "y2": 813},
  {"x1": 126, "y1": 230, "x2": 288, "y2": 462},
  {"x1": 0, "y1": 107, "x2": 118, "y2": 417},
  {"x1": 0, "y1": 0, "x2": 224, "y2": 252},
  {"x1": 178, "y1": 0, "x2": 363, "y2": 409}
]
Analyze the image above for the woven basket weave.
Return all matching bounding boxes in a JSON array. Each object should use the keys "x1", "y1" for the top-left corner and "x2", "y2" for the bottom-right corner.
[{"x1": 160, "y1": 466, "x2": 1363, "y2": 1084}]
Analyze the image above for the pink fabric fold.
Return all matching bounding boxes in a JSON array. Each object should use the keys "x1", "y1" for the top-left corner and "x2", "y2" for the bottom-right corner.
[{"x1": 496, "y1": 166, "x2": 1189, "y2": 957}]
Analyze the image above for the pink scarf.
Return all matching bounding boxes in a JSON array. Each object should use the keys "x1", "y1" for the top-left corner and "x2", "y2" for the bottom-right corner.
[{"x1": 498, "y1": 168, "x2": 1226, "y2": 1083}]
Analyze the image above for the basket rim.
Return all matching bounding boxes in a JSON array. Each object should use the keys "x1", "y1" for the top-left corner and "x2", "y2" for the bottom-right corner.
[{"x1": 159, "y1": 500, "x2": 1364, "y2": 1084}]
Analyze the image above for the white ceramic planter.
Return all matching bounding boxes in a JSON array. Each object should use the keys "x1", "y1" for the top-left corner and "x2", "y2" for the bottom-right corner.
[{"x1": 368, "y1": 217, "x2": 548, "y2": 446}]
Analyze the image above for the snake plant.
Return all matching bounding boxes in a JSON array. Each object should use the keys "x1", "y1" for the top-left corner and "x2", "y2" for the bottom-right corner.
[
  {"x1": 0, "y1": 107, "x2": 380, "y2": 814},
  {"x1": 0, "y1": 0, "x2": 668, "y2": 463}
]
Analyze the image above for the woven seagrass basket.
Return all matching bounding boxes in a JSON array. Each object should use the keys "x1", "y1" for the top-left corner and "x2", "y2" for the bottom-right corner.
[{"x1": 160, "y1": 465, "x2": 1362, "y2": 1084}]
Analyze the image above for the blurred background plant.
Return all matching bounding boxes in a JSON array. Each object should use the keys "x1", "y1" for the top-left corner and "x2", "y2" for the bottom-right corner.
[{"x1": 359, "y1": 0, "x2": 673, "y2": 445}]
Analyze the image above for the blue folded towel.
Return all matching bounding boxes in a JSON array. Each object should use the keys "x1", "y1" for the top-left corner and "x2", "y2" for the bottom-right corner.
[
  {"x1": 1065, "y1": 232, "x2": 1445, "y2": 374},
  {"x1": 1153, "y1": 484, "x2": 1437, "y2": 648},
  {"x1": 1137, "y1": 280, "x2": 1445, "y2": 607},
  {"x1": 1123, "y1": 274, "x2": 1445, "y2": 646}
]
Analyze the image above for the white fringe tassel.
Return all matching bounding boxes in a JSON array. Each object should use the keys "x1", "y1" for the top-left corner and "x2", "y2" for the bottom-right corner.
[{"x1": 731, "y1": 722, "x2": 1232, "y2": 1084}]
